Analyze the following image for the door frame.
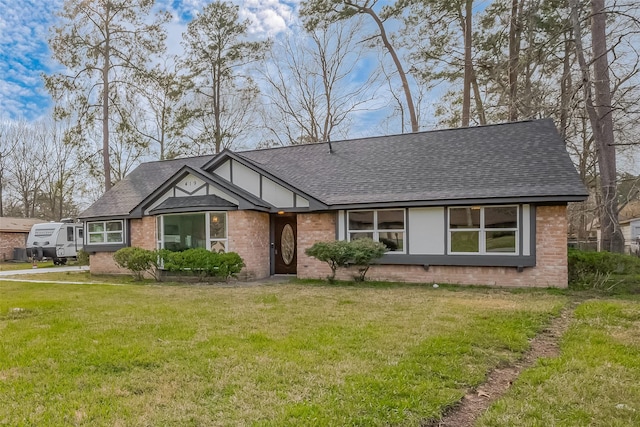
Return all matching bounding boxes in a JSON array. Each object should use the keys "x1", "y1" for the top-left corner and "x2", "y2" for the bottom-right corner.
[{"x1": 270, "y1": 213, "x2": 297, "y2": 275}]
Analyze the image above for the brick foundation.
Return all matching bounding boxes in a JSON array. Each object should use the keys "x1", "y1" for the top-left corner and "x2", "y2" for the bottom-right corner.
[{"x1": 297, "y1": 206, "x2": 569, "y2": 288}]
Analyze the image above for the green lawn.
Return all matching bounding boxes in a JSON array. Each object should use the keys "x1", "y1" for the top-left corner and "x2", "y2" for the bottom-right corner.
[
  {"x1": 0, "y1": 281, "x2": 564, "y2": 426},
  {"x1": 0, "y1": 261, "x2": 55, "y2": 271},
  {"x1": 478, "y1": 298, "x2": 640, "y2": 427}
]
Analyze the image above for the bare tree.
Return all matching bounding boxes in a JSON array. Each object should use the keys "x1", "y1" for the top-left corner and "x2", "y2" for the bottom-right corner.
[
  {"x1": 0, "y1": 122, "x2": 19, "y2": 217},
  {"x1": 301, "y1": 0, "x2": 419, "y2": 132},
  {"x1": 6, "y1": 121, "x2": 48, "y2": 218},
  {"x1": 261, "y1": 22, "x2": 379, "y2": 145}
]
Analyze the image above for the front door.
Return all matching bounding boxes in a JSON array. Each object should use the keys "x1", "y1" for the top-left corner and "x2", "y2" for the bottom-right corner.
[{"x1": 273, "y1": 215, "x2": 297, "y2": 274}]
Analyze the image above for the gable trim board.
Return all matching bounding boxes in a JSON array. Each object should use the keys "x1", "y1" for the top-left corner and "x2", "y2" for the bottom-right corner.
[
  {"x1": 203, "y1": 149, "x2": 328, "y2": 210},
  {"x1": 79, "y1": 119, "x2": 587, "y2": 287}
]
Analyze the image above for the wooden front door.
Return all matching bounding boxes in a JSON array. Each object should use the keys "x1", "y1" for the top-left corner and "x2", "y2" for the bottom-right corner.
[{"x1": 273, "y1": 215, "x2": 297, "y2": 274}]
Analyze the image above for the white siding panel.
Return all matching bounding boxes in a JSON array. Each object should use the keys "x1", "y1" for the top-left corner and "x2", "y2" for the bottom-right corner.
[
  {"x1": 232, "y1": 161, "x2": 261, "y2": 196},
  {"x1": 262, "y1": 177, "x2": 294, "y2": 207},
  {"x1": 213, "y1": 160, "x2": 231, "y2": 181},
  {"x1": 209, "y1": 188, "x2": 239, "y2": 205},
  {"x1": 175, "y1": 174, "x2": 206, "y2": 195},
  {"x1": 144, "y1": 190, "x2": 172, "y2": 215},
  {"x1": 296, "y1": 195, "x2": 309, "y2": 208},
  {"x1": 408, "y1": 207, "x2": 445, "y2": 254},
  {"x1": 338, "y1": 210, "x2": 346, "y2": 240},
  {"x1": 523, "y1": 204, "x2": 531, "y2": 256}
]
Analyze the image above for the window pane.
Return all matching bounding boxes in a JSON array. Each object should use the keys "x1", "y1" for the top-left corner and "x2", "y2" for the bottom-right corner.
[
  {"x1": 377, "y1": 210, "x2": 404, "y2": 230},
  {"x1": 450, "y1": 208, "x2": 480, "y2": 229},
  {"x1": 107, "y1": 232, "x2": 123, "y2": 243},
  {"x1": 486, "y1": 231, "x2": 516, "y2": 253},
  {"x1": 350, "y1": 232, "x2": 373, "y2": 241},
  {"x1": 88, "y1": 223, "x2": 104, "y2": 233},
  {"x1": 379, "y1": 232, "x2": 403, "y2": 252},
  {"x1": 210, "y1": 213, "x2": 226, "y2": 239},
  {"x1": 89, "y1": 234, "x2": 104, "y2": 243},
  {"x1": 485, "y1": 207, "x2": 517, "y2": 228},
  {"x1": 349, "y1": 211, "x2": 374, "y2": 230},
  {"x1": 67, "y1": 227, "x2": 74, "y2": 242},
  {"x1": 163, "y1": 214, "x2": 206, "y2": 251},
  {"x1": 106, "y1": 221, "x2": 123, "y2": 232},
  {"x1": 450, "y1": 231, "x2": 479, "y2": 252},
  {"x1": 211, "y1": 240, "x2": 226, "y2": 253}
]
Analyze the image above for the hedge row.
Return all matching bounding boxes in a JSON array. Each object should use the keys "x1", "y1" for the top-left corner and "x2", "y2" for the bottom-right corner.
[{"x1": 113, "y1": 247, "x2": 244, "y2": 281}]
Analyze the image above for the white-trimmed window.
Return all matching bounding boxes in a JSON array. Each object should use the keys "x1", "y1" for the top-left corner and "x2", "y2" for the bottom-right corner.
[
  {"x1": 87, "y1": 220, "x2": 124, "y2": 244},
  {"x1": 347, "y1": 209, "x2": 405, "y2": 253},
  {"x1": 448, "y1": 206, "x2": 518, "y2": 254},
  {"x1": 157, "y1": 212, "x2": 227, "y2": 253}
]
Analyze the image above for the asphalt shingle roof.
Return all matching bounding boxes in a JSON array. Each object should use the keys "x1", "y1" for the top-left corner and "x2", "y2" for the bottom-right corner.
[
  {"x1": 80, "y1": 119, "x2": 587, "y2": 219},
  {"x1": 80, "y1": 155, "x2": 214, "y2": 219},
  {"x1": 150, "y1": 195, "x2": 237, "y2": 213},
  {"x1": 238, "y1": 119, "x2": 587, "y2": 205}
]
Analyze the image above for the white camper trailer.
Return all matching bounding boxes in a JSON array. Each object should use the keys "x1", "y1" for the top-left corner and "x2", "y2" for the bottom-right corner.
[{"x1": 26, "y1": 221, "x2": 84, "y2": 265}]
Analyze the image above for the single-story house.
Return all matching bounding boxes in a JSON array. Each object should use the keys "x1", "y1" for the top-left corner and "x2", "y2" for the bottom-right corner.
[
  {"x1": 0, "y1": 217, "x2": 44, "y2": 261},
  {"x1": 79, "y1": 119, "x2": 588, "y2": 287}
]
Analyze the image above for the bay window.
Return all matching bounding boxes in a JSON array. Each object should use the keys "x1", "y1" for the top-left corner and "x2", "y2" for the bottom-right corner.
[{"x1": 157, "y1": 212, "x2": 227, "y2": 252}]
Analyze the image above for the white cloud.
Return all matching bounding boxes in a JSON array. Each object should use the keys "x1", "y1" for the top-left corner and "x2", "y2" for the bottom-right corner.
[{"x1": 0, "y1": 0, "x2": 62, "y2": 119}]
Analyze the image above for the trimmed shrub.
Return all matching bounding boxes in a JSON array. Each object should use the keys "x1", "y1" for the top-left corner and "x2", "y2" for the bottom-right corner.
[
  {"x1": 305, "y1": 239, "x2": 387, "y2": 282},
  {"x1": 76, "y1": 249, "x2": 90, "y2": 266},
  {"x1": 161, "y1": 248, "x2": 245, "y2": 281},
  {"x1": 113, "y1": 247, "x2": 158, "y2": 281},
  {"x1": 305, "y1": 240, "x2": 353, "y2": 282},
  {"x1": 350, "y1": 238, "x2": 387, "y2": 282}
]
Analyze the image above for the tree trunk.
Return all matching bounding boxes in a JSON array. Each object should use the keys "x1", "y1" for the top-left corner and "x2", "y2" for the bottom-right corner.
[
  {"x1": 508, "y1": 0, "x2": 523, "y2": 121},
  {"x1": 102, "y1": 6, "x2": 112, "y2": 191},
  {"x1": 559, "y1": 30, "x2": 573, "y2": 139},
  {"x1": 356, "y1": 4, "x2": 418, "y2": 132},
  {"x1": 461, "y1": 0, "x2": 473, "y2": 127},
  {"x1": 570, "y1": 0, "x2": 624, "y2": 252}
]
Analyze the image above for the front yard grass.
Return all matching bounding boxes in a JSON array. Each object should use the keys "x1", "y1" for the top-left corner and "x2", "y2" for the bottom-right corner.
[
  {"x1": 0, "y1": 281, "x2": 565, "y2": 426},
  {"x1": 478, "y1": 298, "x2": 640, "y2": 427}
]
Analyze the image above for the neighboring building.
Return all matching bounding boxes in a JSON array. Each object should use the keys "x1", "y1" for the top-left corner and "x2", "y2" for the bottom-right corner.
[
  {"x1": 596, "y1": 217, "x2": 640, "y2": 254},
  {"x1": 79, "y1": 119, "x2": 588, "y2": 287},
  {"x1": 0, "y1": 217, "x2": 44, "y2": 261}
]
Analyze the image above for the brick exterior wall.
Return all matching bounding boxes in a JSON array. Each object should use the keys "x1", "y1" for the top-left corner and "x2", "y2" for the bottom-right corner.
[
  {"x1": 86, "y1": 205, "x2": 568, "y2": 287},
  {"x1": 0, "y1": 232, "x2": 27, "y2": 261},
  {"x1": 296, "y1": 205, "x2": 570, "y2": 288},
  {"x1": 297, "y1": 212, "x2": 337, "y2": 279},
  {"x1": 89, "y1": 252, "x2": 129, "y2": 275},
  {"x1": 88, "y1": 212, "x2": 271, "y2": 280},
  {"x1": 130, "y1": 217, "x2": 156, "y2": 250},
  {"x1": 228, "y1": 210, "x2": 270, "y2": 280}
]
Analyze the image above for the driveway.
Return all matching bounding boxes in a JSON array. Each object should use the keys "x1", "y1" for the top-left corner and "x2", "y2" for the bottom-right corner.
[{"x1": 0, "y1": 265, "x2": 90, "y2": 276}]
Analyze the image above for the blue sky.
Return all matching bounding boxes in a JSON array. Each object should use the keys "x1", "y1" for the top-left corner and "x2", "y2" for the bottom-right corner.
[{"x1": 0, "y1": 0, "x2": 300, "y2": 121}]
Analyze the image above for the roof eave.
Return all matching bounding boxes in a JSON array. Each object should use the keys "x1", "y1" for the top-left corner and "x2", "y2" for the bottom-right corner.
[{"x1": 325, "y1": 194, "x2": 589, "y2": 210}]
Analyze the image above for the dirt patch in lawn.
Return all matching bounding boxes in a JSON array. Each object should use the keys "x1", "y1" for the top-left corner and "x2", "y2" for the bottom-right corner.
[{"x1": 426, "y1": 302, "x2": 576, "y2": 427}]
